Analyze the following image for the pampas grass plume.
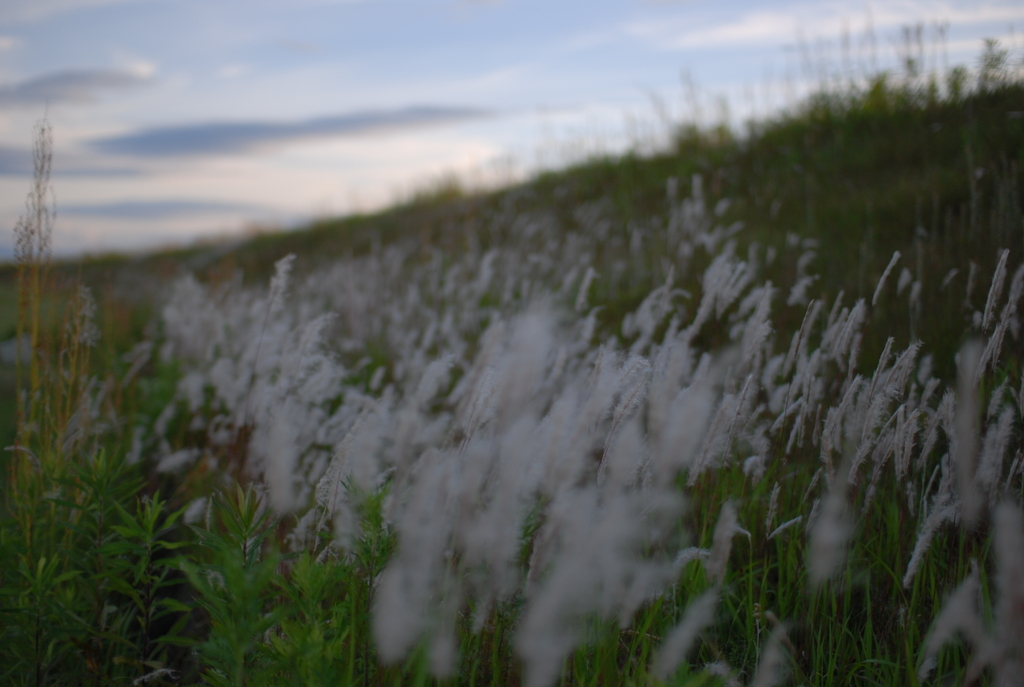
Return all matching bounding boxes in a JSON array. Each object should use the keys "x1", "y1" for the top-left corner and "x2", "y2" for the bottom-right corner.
[
  {"x1": 653, "y1": 589, "x2": 718, "y2": 679},
  {"x1": 706, "y1": 501, "x2": 748, "y2": 586}
]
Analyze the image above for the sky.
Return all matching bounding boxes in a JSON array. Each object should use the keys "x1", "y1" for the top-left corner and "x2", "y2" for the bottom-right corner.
[{"x1": 1, "y1": 0, "x2": 1022, "y2": 257}]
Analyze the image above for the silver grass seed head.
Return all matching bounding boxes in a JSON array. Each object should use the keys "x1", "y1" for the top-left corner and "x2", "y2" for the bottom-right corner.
[
  {"x1": 749, "y1": 623, "x2": 790, "y2": 687},
  {"x1": 872, "y1": 250, "x2": 901, "y2": 307},
  {"x1": 807, "y1": 480, "x2": 851, "y2": 587},
  {"x1": 994, "y1": 501, "x2": 1024, "y2": 666},
  {"x1": 918, "y1": 562, "x2": 984, "y2": 680},
  {"x1": 706, "y1": 501, "x2": 749, "y2": 586},
  {"x1": 983, "y1": 249, "x2": 1010, "y2": 331},
  {"x1": 955, "y1": 340, "x2": 983, "y2": 528},
  {"x1": 897, "y1": 266, "x2": 913, "y2": 295},
  {"x1": 653, "y1": 589, "x2": 718, "y2": 679}
]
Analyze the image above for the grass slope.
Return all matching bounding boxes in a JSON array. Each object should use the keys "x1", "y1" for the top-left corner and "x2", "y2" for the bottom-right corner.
[{"x1": 1, "y1": 63, "x2": 1023, "y2": 687}]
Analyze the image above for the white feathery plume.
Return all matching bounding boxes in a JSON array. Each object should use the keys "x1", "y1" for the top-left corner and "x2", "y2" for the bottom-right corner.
[
  {"x1": 414, "y1": 355, "x2": 454, "y2": 407},
  {"x1": 954, "y1": 340, "x2": 983, "y2": 527},
  {"x1": 941, "y1": 268, "x2": 959, "y2": 290},
  {"x1": 893, "y1": 406, "x2": 920, "y2": 483},
  {"x1": 453, "y1": 319, "x2": 505, "y2": 432},
  {"x1": 598, "y1": 357, "x2": 651, "y2": 485},
  {"x1": 183, "y1": 497, "x2": 208, "y2": 525},
  {"x1": 652, "y1": 378, "x2": 714, "y2": 486},
  {"x1": 819, "y1": 376, "x2": 862, "y2": 459},
  {"x1": 700, "y1": 370, "x2": 757, "y2": 479},
  {"x1": 599, "y1": 415, "x2": 648, "y2": 489},
  {"x1": 977, "y1": 406, "x2": 1015, "y2": 500},
  {"x1": 373, "y1": 449, "x2": 455, "y2": 665},
  {"x1": 267, "y1": 253, "x2": 296, "y2": 315},
  {"x1": 1018, "y1": 376, "x2": 1024, "y2": 422},
  {"x1": 265, "y1": 398, "x2": 300, "y2": 513},
  {"x1": 783, "y1": 299, "x2": 821, "y2": 379},
  {"x1": 684, "y1": 250, "x2": 750, "y2": 340},
  {"x1": 978, "y1": 307, "x2": 1010, "y2": 377},
  {"x1": 749, "y1": 622, "x2": 789, "y2": 687},
  {"x1": 575, "y1": 266, "x2": 598, "y2": 312},
  {"x1": 653, "y1": 589, "x2": 718, "y2": 679},
  {"x1": 909, "y1": 280, "x2": 922, "y2": 317},
  {"x1": 917, "y1": 353, "x2": 933, "y2": 386},
  {"x1": 648, "y1": 336, "x2": 695, "y2": 437},
  {"x1": 705, "y1": 501, "x2": 749, "y2": 586},
  {"x1": 703, "y1": 661, "x2": 741, "y2": 687},
  {"x1": 740, "y1": 283, "x2": 774, "y2": 369},
  {"x1": 887, "y1": 340, "x2": 920, "y2": 395},
  {"x1": 903, "y1": 454, "x2": 958, "y2": 587},
  {"x1": 979, "y1": 263, "x2": 1024, "y2": 377},
  {"x1": 673, "y1": 547, "x2": 710, "y2": 572},
  {"x1": 716, "y1": 258, "x2": 752, "y2": 318},
  {"x1": 156, "y1": 448, "x2": 200, "y2": 474},
  {"x1": 768, "y1": 516, "x2": 803, "y2": 540},
  {"x1": 917, "y1": 502, "x2": 1024, "y2": 684},
  {"x1": 315, "y1": 404, "x2": 388, "y2": 538},
  {"x1": 765, "y1": 482, "x2": 780, "y2": 531},
  {"x1": 689, "y1": 392, "x2": 737, "y2": 483},
  {"x1": 918, "y1": 563, "x2": 983, "y2": 680},
  {"x1": 770, "y1": 397, "x2": 804, "y2": 437},
  {"x1": 866, "y1": 337, "x2": 895, "y2": 400},
  {"x1": 1005, "y1": 452, "x2": 1023, "y2": 489},
  {"x1": 516, "y1": 487, "x2": 682, "y2": 687},
  {"x1": 965, "y1": 261, "x2": 979, "y2": 309},
  {"x1": 982, "y1": 248, "x2": 1009, "y2": 331},
  {"x1": 807, "y1": 477, "x2": 850, "y2": 587},
  {"x1": 1007, "y1": 263, "x2": 1024, "y2": 339},
  {"x1": 897, "y1": 266, "x2": 913, "y2": 295},
  {"x1": 917, "y1": 391, "x2": 953, "y2": 473},
  {"x1": 872, "y1": 250, "x2": 901, "y2": 307},
  {"x1": 796, "y1": 248, "x2": 816, "y2": 275},
  {"x1": 429, "y1": 625, "x2": 458, "y2": 679},
  {"x1": 495, "y1": 310, "x2": 554, "y2": 429},
  {"x1": 802, "y1": 467, "x2": 823, "y2": 504},
  {"x1": 787, "y1": 275, "x2": 817, "y2": 306},
  {"x1": 830, "y1": 300, "x2": 867, "y2": 367},
  {"x1": 743, "y1": 454, "x2": 767, "y2": 482},
  {"x1": 824, "y1": 290, "x2": 845, "y2": 334},
  {"x1": 991, "y1": 501, "x2": 1024, "y2": 683},
  {"x1": 988, "y1": 379, "x2": 1008, "y2": 420},
  {"x1": 804, "y1": 498, "x2": 821, "y2": 535}
]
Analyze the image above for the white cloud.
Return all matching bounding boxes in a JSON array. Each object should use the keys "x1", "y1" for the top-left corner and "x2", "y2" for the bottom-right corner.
[
  {"x1": 628, "y1": 1, "x2": 1024, "y2": 52},
  {"x1": 0, "y1": 68, "x2": 155, "y2": 108},
  {"x1": 127, "y1": 61, "x2": 157, "y2": 79},
  {"x1": 0, "y1": 0, "x2": 141, "y2": 24},
  {"x1": 0, "y1": 36, "x2": 20, "y2": 51},
  {"x1": 217, "y1": 64, "x2": 249, "y2": 79}
]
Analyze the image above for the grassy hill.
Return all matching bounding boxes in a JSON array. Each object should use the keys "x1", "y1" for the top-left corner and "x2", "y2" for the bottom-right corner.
[
  {"x1": 29, "y1": 62, "x2": 1024, "y2": 362},
  {"x1": 1, "y1": 48, "x2": 1023, "y2": 687}
]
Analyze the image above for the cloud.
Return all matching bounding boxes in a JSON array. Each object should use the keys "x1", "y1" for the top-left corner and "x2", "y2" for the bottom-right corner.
[
  {"x1": 217, "y1": 64, "x2": 249, "y2": 79},
  {"x1": 60, "y1": 199, "x2": 267, "y2": 220},
  {"x1": 0, "y1": 144, "x2": 148, "y2": 177},
  {"x1": 0, "y1": 0, "x2": 138, "y2": 23},
  {"x1": 0, "y1": 146, "x2": 32, "y2": 175},
  {"x1": 628, "y1": 1, "x2": 1024, "y2": 51},
  {"x1": 0, "y1": 67, "x2": 154, "y2": 107},
  {"x1": 0, "y1": 36, "x2": 20, "y2": 51},
  {"x1": 90, "y1": 106, "x2": 491, "y2": 158}
]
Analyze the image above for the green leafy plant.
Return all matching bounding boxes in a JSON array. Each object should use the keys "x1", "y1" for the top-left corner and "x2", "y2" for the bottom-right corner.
[{"x1": 181, "y1": 486, "x2": 282, "y2": 687}]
